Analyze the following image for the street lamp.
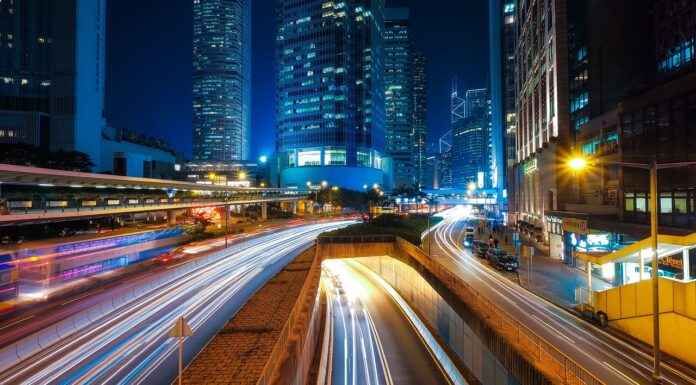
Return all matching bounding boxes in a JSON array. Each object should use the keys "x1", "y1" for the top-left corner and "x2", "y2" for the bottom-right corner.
[
  {"x1": 568, "y1": 156, "x2": 696, "y2": 384},
  {"x1": 329, "y1": 186, "x2": 338, "y2": 216},
  {"x1": 307, "y1": 181, "x2": 318, "y2": 214}
]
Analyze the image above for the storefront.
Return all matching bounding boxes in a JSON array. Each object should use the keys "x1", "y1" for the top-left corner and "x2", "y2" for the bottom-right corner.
[{"x1": 545, "y1": 215, "x2": 564, "y2": 260}]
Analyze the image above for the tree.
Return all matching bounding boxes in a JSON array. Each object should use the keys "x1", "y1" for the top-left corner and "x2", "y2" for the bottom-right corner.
[{"x1": 0, "y1": 144, "x2": 94, "y2": 171}]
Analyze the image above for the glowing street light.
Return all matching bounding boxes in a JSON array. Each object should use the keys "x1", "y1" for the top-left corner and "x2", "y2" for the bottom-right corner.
[
  {"x1": 238, "y1": 171, "x2": 248, "y2": 181},
  {"x1": 321, "y1": 180, "x2": 328, "y2": 188},
  {"x1": 567, "y1": 157, "x2": 588, "y2": 170}
]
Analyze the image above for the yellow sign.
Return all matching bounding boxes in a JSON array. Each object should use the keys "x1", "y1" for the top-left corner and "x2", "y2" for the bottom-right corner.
[{"x1": 562, "y1": 218, "x2": 588, "y2": 235}]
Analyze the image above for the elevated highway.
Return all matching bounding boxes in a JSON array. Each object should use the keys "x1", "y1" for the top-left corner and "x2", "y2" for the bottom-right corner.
[{"x1": 0, "y1": 164, "x2": 308, "y2": 225}]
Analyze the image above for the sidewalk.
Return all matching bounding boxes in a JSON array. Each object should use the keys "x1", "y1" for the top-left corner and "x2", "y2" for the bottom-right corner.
[{"x1": 478, "y1": 226, "x2": 614, "y2": 309}]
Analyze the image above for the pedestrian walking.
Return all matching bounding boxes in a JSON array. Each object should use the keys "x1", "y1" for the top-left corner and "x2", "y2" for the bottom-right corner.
[{"x1": 494, "y1": 238, "x2": 499, "y2": 248}]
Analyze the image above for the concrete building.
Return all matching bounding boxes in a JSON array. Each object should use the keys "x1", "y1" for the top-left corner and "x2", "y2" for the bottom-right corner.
[
  {"x1": 100, "y1": 126, "x2": 179, "y2": 179},
  {"x1": 0, "y1": 0, "x2": 106, "y2": 169},
  {"x1": 275, "y1": 0, "x2": 385, "y2": 191},
  {"x1": 192, "y1": 0, "x2": 251, "y2": 162}
]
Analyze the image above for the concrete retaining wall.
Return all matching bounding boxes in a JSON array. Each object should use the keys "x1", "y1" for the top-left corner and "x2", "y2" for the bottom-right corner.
[{"x1": 318, "y1": 240, "x2": 555, "y2": 385}]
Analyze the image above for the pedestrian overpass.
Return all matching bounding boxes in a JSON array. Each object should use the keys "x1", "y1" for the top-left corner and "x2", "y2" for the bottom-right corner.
[{"x1": 422, "y1": 188, "x2": 499, "y2": 206}]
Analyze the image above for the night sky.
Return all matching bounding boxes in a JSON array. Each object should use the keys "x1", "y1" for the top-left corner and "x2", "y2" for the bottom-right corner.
[{"x1": 105, "y1": 1, "x2": 489, "y2": 160}]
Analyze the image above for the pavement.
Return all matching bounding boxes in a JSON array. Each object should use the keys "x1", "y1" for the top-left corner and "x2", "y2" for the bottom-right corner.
[
  {"x1": 182, "y1": 247, "x2": 316, "y2": 385},
  {"x1": 471, "y1": 223, "x2": 614, "y2": 309}
]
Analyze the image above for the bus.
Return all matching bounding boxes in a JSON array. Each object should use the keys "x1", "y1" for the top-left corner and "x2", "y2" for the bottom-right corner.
[
  {"x1": 14, "y1": 227, "x2": 185, "y2": 302},
  {"x1": 0, "y1": 254, "x2": 18, "y2": 316}
]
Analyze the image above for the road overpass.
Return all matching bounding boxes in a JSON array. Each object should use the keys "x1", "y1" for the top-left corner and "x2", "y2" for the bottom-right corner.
[{"x1": 0, "y1": 164, "x2": 309, "y2": 225}]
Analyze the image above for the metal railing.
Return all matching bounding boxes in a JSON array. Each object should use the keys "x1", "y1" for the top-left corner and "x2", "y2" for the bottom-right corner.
[
  {"x1": 395, "y1": 238, "x2": 605, "y2": 385},
  {"x1": 575, "y1": 287, "x2": 594, "y2": 308},
  {"x1": 316, "y1": 235, "x2": 396, "y2": 244}
]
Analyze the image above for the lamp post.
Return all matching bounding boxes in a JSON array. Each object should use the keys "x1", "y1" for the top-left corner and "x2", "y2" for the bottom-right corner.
[
  {"x1": 568, "y1": 157, "x2": 696, "y2": 385},
  {"x1": 307, "y1": 181, "x2": 318, "y2": 215}
]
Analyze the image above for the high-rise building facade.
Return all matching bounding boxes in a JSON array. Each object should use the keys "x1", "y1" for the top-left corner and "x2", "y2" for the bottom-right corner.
[
  {"x1": 512, "y1": 0, "x2": 571, "y2": 232},
  {"x1": 412, "y1": 52, "x2": 427, "y2": 189},
  {"x1": 384, "y1": 8, "x2": 414, "y2": 189},
  {"x1": 452, "y1": 117, "x2": 485, "y2": 188},
  {"x1": 0, "y1": 0, "x2": 106, "y2": 168},
  {"x1": 193, "y1": 0, "x2": 251, "y2": 162},
  {"x1": 512, "y1": 0, "x2": 656, "y2": 244},
  {"x1": 275, "y1": 0, "x2": 385, "y2": 190},
  {"x1": 489, "y1": 0, "x2": 517, "y2": 213},
  {"x1": 465, "y1": 88, "x2": 487, "y2": 119},
  {"x1": 618, "y1": 0, "x2": 696, "y2": 230},
  {"x1": 450, "y1": 86, "x2": 490, "y2": 189}
]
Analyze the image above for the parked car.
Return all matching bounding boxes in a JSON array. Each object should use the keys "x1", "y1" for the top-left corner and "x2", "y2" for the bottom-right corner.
[
  {"x1": 486, "y1": 248, "x2": 518, "y2": 272},
  {"x1": 463, "y1": 233, "x2": 475, "y2": 248},
  {"x1": 471, "y1": 240, "x2": 488, "y2": 258},
  {"x1": 465, "y1": 226, "x2": 475, "y2": 235}
]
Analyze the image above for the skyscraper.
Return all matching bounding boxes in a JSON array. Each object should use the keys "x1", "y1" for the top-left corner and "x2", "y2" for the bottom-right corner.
[
  {"x1": 451, "y1": 87, "x2": 489, "y2": 189},
  {"x1": 275, "y1": 0, "x2": 385, "y2": 190},
  {"x1": 489, "y1": 0, "x2": 516, "y2": 209},
  {"x1": 0, "y1": 0, "x2": 106, "y2": 168},
  {"x1": 192, "y1": 0, "x2": 251, "y2": 162},
  {"x1": 412, "y1": 52, "x2": 427, "y2": 189},
  {"x1": 384, "y1": 8, "x2": 414, "y2": 189},
  {"x1": 464, "y1": 88, "x2": 487, "y2": 119}
]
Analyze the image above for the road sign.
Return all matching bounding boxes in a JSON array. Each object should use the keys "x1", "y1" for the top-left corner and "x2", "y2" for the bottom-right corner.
[
  {"x1": 168, "y1": 317, "x2": 193, "y2": 338},
  {"x1": 308, "y1": 185, "x2": 321, "y2": 190},
  {"x1": 169, "y1": 316, "x2": 193, "y2": 385}
]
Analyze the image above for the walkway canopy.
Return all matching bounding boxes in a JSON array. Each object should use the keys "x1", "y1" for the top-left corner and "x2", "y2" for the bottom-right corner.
[{"x1": 574, "y1": 233, "x2": 696, "y2": 265}]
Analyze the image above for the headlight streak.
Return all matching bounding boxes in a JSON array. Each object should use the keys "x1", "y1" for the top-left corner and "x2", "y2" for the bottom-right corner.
[
  {"x1": 0, "y1": 222, "x2": 350, "y2": 385},
  {"x1": 323, "y1": 261, "x2": 391, "y2": 385},
  {"x1": 432, "y1": 208, "x2": 693, "y2": 385}
]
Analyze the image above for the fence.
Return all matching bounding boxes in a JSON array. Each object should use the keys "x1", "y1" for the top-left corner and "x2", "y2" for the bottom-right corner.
[
  {"x1": 323, "y1": 235, "x2": 604, "y2": 385},
  {"x1": 316, "y1": 235, "x2": 396, "y2": 244},
  {"x1": 397, "y1": 237, "x2": 605, "y2": 385}
]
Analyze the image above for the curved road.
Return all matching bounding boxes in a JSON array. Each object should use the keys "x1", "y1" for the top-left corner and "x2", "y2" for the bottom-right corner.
[
  {"x1": 430, "y1": 206, "x2": 696, "y2": 385},
  {"x1": 323, "y1": 259, "x2": 451, "y2": 385},
  {"x1": 0, "y1": 222, "x2": 348, "y2": 385}
]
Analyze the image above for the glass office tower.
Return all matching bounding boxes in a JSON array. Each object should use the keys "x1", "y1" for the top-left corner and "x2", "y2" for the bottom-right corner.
[
  {"x1": 384, "y1": 8, "x2": 414, "y2": 189},
  {"x1": 0, "y1": 0, "x2": 106, "y2": 169},
  {"x1": 193, "y1": 0, "x2": 251, "y2": 162},
  {"x1": 275, "y1": 0, "x2": 385, "y2": 190}
]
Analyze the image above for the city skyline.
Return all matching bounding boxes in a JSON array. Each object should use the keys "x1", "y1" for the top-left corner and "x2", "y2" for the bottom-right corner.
[{"x1": 105, "y1": 0, "x2": 488, "y2": 160}]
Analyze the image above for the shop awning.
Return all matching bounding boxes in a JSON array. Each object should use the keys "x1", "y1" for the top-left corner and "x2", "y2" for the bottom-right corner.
[{"x1": 573, "y1": 232, "x2": 696, "y2": 265}]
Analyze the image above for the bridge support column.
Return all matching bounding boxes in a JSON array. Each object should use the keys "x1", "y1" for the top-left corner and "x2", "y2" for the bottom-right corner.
[
  {"x1": 293, "y1": 201, "x2": 298, "y2": 215},
  {"x1": 166, "y1": 210, "x2": 177, "y2": 227},
  {"x1": 586, "y1": 261, "x2": 593, "y2": 289},
  {"x1": 240, "y1": 204, "x2": 246, "y2": 218},
  {"x1": 261, "y1": 202, "x2": 267, "y2": 221}
]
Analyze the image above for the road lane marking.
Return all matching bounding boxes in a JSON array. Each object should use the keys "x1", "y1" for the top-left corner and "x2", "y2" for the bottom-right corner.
[
  {"x1": 532, "y1": 315, "x2": 575, "y2": 343},
  {"x1": 0, "y1": 315, "x2": 35, "y2": 330},
  {"x1": 603, "y1": 361, "x2": 640, "y2": 385},
  {"x1": 61, "y1": 289, "x2": 106, "y2": 306}
]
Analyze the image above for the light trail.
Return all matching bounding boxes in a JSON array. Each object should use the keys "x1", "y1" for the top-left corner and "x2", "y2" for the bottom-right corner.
[
  {"x1": 0, "y1": 222, "x2": 349, "y2": 385},
  {"x1": 429, "y1": 206, "x2": 696, "y2": 385}
]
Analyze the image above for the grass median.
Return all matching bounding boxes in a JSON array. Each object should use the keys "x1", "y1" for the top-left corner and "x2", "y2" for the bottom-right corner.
[{"x1": 321, "y1": 213, "x2": 442, "y2": 245}]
